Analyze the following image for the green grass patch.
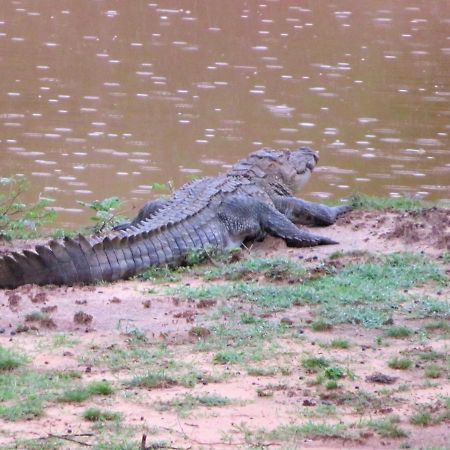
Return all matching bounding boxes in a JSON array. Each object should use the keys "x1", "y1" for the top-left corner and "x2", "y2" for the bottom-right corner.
[
  {"x1": 311, "y1": 319, "x2": 333, "y2": 331},
  {"x1": 324, "y1": 366, "x2": 345, "y2": 380},
  {"x1": 325, "y1": 380, "x2": 339, "y2": 390},
  {"x1": 127, "y1": 371, "x2": 178, "y2": 389},
  {"x1": 410, "y1": 411, "x2": 433, "y2": 426},
  {"x1": 157, "y1": 393, "x2": 232, "y2": 414},
  {"x1": 83, "y1": 407, "x2": 121, "y2": 422},
  {"x1": 126, "y1": 366, "x2": 200, "y2": 389},
  {"x1": 367, "y1": 415, "x2": 408, "y2": 438},
  {"x1": 417, "y1": 351, "x2": 445, "y2": 361},
  {"x1": 349, "y1": 193, "x2": 428, "y2": 211},
  {"x1": 388, "y1": 357, "x2": 413, "y2": 370},
  {"x1": 87, "y1": 380, "x2": 115, "y2": 395},
  {"x1": 330, "y1": 338, "x2": 351, "y2": 349},
  {"x1": 424, "y1": 364, "x2": 442, "y2": 379},
  {"x1": 424, "y1": 320, "x2": 450, "y2": 333},
  {"x1": 301, "y1": 356, "x2": 330, "y2": 372},
  {"x1": 137, "y1": 266, "x2": 183, "y2": 283},
  {"x1": 265, "y1": 421, "x2": 351, "y2": 440},
  {"x1": 174, "y1": 253, "x2": 445, "y2": 327},
  {"x1": 384, "y1": 326, "x2": 413, "y2": 339},
  {"x1": 58, "y1": 388, "x2": 90, "y2": 403},
  {"x1": 0, "y1": 369, "x2": 82, "y2": 421},
  {"x1": 51, "y1": 333, "x2": 80, "y2": 348},
  {"x1": 213, "y1": 349, "x2": 244, "y2": 365},
  {"x1": 0, "y1": 346, "x2": 27, "y2": 371},
  {"x1": 57, "y1": 380, "x2": 114, "y2": 403},
  {"x1": 79, "y1": 343, "x2": 168, "y2": 371},
  {"x1": 247, "y1": 366, "x2": 277, "y2": 376},
  {"x1": 199, "y1": 257, "x2": 307, "y2": 282},
  {"x1": 412, "y1": 298, "x2": 450, "y2": 320}
]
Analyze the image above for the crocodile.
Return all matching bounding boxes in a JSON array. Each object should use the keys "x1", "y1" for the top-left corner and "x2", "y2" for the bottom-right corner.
[{"x1": 0, "y1": 147, "x2": 351, "y2": 289}]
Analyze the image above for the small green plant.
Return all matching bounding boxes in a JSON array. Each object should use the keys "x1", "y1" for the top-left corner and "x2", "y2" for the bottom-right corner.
[
  {"x1": 325, "y1": 380, "x2": 339, "y2": 390},
  {"x1": 417, "y1": 351, "x2": 445, "y2": 361},
  {"x1": 247, "y1": 366, "x2": 277, "y2": 376},
  {"x1": 266, "y1": 421, "x2": 350, "y2": 440},
  {"x1": 58, "y1": 388, "x2": 90, "y2": 403},
  {"x1": 127, "y1": 371, "x2": 178, "y2": 389},
  {"x1": 0, "y1": 347, "x2": 27, "y2": 371},
  {"x1": 367, "y1": 415, "x2": 408, "y2": 438},
  {"x1": 388, "y1": 357, "x2": 413, "y2": 370},
  {"x1": 213, "y1": 350, "x2": 243, "y2": 365},
  {"x1": 78, "y1": 196, "x2": 123, "y2": 232},
  {"x1": 329, "y1": 338, "x2": 351, "y2": 349},
  {"x1": 0, "y1": 176, "x2": 56, "y2": 239},
  {"x1": 324, "y1": 366, "x2": 345, "y2": 380},
  {"x1": 151, "y1": 182, "x2": 172, "y2": 193},
  {"x1": 311, "y1": 319, "x2": 333, "y2": 332},
  {"x1": 58, "y1": 380, "x2": 114, "y2": 403},
  {"x1": 82, "y1": 407, "x2": 121, "y2": 422},
  {"x1": 424, "y1": 320, "x2": 450, "y2": 333},
  {"x1": 87, "y1": 380, "x2": 114, "y2": 395},
  {"x1": 424, "y1": 364, "x2": 442, "y2": 379},
  {"x1": 301, "y1": 356, "x2": 330, "y2": 372},
  {"x1": 137, "y1": 266, "x2": 182, "y2": 283},
  {"x1": 410, "y1": 411, "x2": 432, "y2": 426},
  {"x1": 384, "y1": 326, "x2": 413, "y2": 339}
]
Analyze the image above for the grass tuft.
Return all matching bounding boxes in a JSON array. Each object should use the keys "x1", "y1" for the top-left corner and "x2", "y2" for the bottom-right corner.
[
  {"x1": 367, "y1": 415, "x2": 408, "y2": 438},
  {"x1": 349, "y1": 193, "x2": 427, "y2": 211},
  {"x1": 410, "y1": 411, "x2": 432, "y2": 426},
  {"x1": 82, "y1": 407, "x2": 121, "y2": 422},
  {"x1": 301, "y1": 356, "x2": 330, "y2": 372},
  {"x1": 127, "y1": 371, "x2": 178, "y2": 389},
  {"x1": 424, "y1": 365, "x2": 442, "y2": 379},
  {"x1": 0, "y1": 347, "x2": 27, "y2": 371},
  {"x1": 87, "y1": 380, "x2": 114, "y2": 395},
  {"x1": 384, "y1": 326, "x2": 413, "y2": 339},
  {"x1": 311, "y1": 319, "x2": 333, "y2": 331},
  {"x1": 329, "y1": 338, "x2": 351, "y2": 349},
  {"x1": 388, "y1": 357, "x2": 413, "y2": 370}
]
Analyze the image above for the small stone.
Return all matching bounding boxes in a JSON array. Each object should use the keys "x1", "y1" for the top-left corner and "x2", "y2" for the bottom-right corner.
[
  {"x1": 366, "y1": 373, "x2": 398, "y2": 384},
  {"x1": 142, "y1": 300, "x2": 151, "y2": 308}
]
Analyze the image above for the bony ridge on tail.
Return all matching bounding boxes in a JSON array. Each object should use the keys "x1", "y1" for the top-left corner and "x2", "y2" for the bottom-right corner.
[{"x1": 0, "y1": 147, "x2": 351, "y2": 289}]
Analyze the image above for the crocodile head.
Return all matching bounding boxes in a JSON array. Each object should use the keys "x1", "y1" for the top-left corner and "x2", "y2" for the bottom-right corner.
[
  {"x1": 237, "y1": 147, "x2": 319, "y2": 193},
  {"x1": 281, "y1": 147, "x2": 318, "y2": 192}
]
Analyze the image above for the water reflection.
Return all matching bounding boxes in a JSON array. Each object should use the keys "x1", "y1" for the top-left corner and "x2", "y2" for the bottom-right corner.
[{"x1": 0, "y1": 0, "x2": 449, "y2": 227}]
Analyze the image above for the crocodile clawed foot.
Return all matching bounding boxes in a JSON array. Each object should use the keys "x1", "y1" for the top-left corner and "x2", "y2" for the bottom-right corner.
[{"x1": 334, "y1": 205, "x2": 353, "y2": 218}]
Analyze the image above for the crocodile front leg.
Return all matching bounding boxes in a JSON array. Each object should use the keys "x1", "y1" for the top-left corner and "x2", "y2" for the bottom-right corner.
[
  {"x1": 273, "y1": 196, "x2": 351, "y2": 226},
  {"x1": 218, "y1": 196, "x2": 337, "y2": 248}
]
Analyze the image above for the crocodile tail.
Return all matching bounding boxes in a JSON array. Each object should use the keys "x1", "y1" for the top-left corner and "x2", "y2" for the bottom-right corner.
[{"x1": 0, "y1": 234, "x2": 144, "y2": 289}]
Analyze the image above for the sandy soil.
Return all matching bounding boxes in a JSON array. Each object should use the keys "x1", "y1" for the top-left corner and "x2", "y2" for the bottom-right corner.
[{"x1": 0, "y1": 209, "x2": 449, "y2": 449}]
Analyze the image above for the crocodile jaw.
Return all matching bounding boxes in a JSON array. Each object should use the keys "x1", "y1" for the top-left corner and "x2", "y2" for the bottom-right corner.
[{"x1": 284, "y1": 147, "x2": 318, "y2": 193}]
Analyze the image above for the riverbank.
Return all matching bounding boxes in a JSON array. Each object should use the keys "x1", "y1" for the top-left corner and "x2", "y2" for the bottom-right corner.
[{"x1": 0, "y1": 208, "x2": 449, "y2": 449}]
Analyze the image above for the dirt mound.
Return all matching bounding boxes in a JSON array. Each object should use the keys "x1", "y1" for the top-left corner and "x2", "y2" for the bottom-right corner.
[{"x1": 384, "y1": 208, "x2": 450, "y2": 250}]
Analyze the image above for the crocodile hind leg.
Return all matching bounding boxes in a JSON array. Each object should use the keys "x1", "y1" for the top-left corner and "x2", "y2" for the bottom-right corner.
[
  {"x1": 114, "y1": 199, "x2": 168, "y2": 231},
  {"x1": 218, "y1": 196, "x2": 337, "y2": 248},
  {"x1": 273, "y1": 196, "x2": 352, "y2": 226}
]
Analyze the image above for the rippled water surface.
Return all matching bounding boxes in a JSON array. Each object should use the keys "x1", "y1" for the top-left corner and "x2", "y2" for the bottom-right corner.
[{"x1": 1, "y1": 0, "x2": 449, "y2": 226}]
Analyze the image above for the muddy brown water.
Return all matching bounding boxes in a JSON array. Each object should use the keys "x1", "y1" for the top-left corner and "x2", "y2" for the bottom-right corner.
[{"x1": 0, "y1": 0, "x2": 449, "y2": 228}]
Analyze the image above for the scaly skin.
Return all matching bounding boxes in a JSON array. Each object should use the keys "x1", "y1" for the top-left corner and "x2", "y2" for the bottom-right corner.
[{"x1": 0, "y1": 147, "x2": 351, "y2": 288}]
